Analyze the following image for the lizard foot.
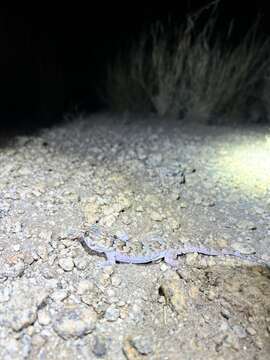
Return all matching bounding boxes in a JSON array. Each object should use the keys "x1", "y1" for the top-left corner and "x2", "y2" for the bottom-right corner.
[
  {"x1": 164, "y1": 252, "x2": 178, "y2": 268},
  {"x1": 96, "y1": 260, "x2": 116, "y2": 269},
  {"x1": 96, "y1": 251, "x2": 116, "y2": 268}
]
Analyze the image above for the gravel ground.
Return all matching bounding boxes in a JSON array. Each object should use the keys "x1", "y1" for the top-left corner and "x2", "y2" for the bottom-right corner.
[{"x1": 0, "y1": 113, "x2": 269, "y2": 360}]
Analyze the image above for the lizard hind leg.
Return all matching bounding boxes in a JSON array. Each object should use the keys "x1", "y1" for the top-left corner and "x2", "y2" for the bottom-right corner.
[
  {"x1": 97, "y1": 251, "x2": 116, "y2": 268},
  {"x1": 164, "y1": 251, "x2": 178, "y2": 268}
]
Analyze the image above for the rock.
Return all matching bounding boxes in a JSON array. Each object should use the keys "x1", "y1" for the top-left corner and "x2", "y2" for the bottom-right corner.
[
  {"x1": 220, "y1": 308, "x2": 231, "y2": 320},
  {"x1": 232, "y1": 325, "x2": 247, "y2": 339},
  {"x1": 121, "y1": 214, "x2": 132, "y2": 225},
  {"x1": 26, "y1": 325, "x2": 35, "y2": 336},
  {"x1": 31, "y1": 334, "x2": 47, "y2": 348},
  {"x1": 38, "y1": 309, "x2": 51, "y2": 326},
  {"x1": 74, "y1": 256, "x2": 88, "y2": 270},
  {"x1": 188, "y1": 285, "x2": 199, "y2": 299},
  {"x1": 104, "y1": 305, "x2": 120, "y2": 321},
  {"x1": 11, "y1": 308, "x2": 37, "y2": 331},
  {"x1": 37, "y1": 245, "x2": 49, "y2": 260},
  {"x1": 254, "y1": 337, "x2": 263, "y2": 349},
  {"x1": 135, "y1": 205, "x2": 144, "y2": 212},
  {"x1": 84, "y1": 202, "x2": 100, "y2": 224},
  {"x1": 98, "y1": 272, "x2": 113, "y2": 288},
  {"x1": 167, "y1": 218, "x2": 181, "y2": 230},
  {"x1": 101, "y1": 215, "x2": 117, "y2": 227},
  {"x1": 185, "y1": 253, "x2": 198, "y2": 266},
  {"x1": 117, "y1": 196, "x2": 132, "y2": 211},
  {"x1": 58, "y1": 257, "x2": 74, "y2": 271},
  {"x1": 194, "y1": 196, "x2": 202, "y2": 205},
  {"x1": 122, "y1": 336, "x2": 143, "y2": 360},
  {"x1": 130, "y1": 335, "x2": 153, "y2": 355},
  {"x1": 61, "y1": 239, "x2": 74, "y2": 248},
  {"x1": 159, "y1": 271, "x2": 188, "y2": 314},
  {"x1": 50, "y1": 289, "x2": 69, "y2": 302},
  {"x1": 22, "y1": 251, "x2": 35, "y2": 265},
  {"x1": 224, "y1": 333, "x2": 241, "y2": 351},
  {"x1": 9, "y1": 261, "x2": 25, "y2": 278},
  {"x1": 105, "y1": 289, "x2": 118, "y2": 304},
  {"x1": 94, "y1": 302, "x2": 108, "y2": 315},
  {"x1": 160, "y1": 263, "x2": 168, "y2": 272},
  {"x1": 246, "y1": 327, "x2": 256, "y2": 336},
  {"x1": 111, "y1": 275, "x2": 122, "y2": 287},
  {"x1": 206, "y1": 289, "x2": 216, "y2": 301},
  {"x1": 13, "y1": 244, "x2": 21, "y2": 252},
  {"x1": 0, "y1": 287, "x2": 11, "y2": 302},
  {"x1": 203, "y1": 199, "x2": 215, "y2": 207},
  {"x1": 38, "y1": 230, "x2": 53, "y2": 241},
  {"x1": 81, "y1": 293, "x2": 96, "y2": 306},
  {"x1": 92, "y1": 335, "x2": 107, "y2": 358},
  {"x1": 0, "y1": 283, "x2": 51, "y2": 332},
  {"x1": 150, "y1": 210, "x2": 165, "y2": 222},
  {"x1": 53, "y1": 305, "x2": 97, "y2": 339},
  {"x1": 35, "y1": 289, "x2": 51, "y2": 308},
  {"x1": 41, "y1": 266, "x2": 58, "y2": 279},
  {"x1": 179, "y1": 202, "x2": 187, "y2": 208},
  {"x1": 77, "y1": 280, "x2": 94, "y2": 295}
]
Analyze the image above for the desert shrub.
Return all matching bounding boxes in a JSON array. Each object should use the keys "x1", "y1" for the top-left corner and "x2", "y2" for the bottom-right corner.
[{"x1": 104, "y1": 0, "x2": 270, "y2": 123}]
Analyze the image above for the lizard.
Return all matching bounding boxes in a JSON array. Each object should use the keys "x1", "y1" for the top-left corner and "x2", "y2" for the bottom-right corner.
[{"x1": 77, "y1": 224, "x2": 268, "y2": 268}]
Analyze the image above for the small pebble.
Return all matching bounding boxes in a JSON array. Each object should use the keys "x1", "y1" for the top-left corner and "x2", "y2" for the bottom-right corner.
[
  {"x1": 150, "y1": 211, "x2": 165, "y2": 222},
  {"x1": 207, "y1": 289, "x2": 216, "y2": 301},
  {"x1": 77, "y1": 280, "x2": 94, "y2": 295},
  {"x1": 246, "y1": 327, "x2": 256, "y2": 336},
  {"x1": 104, "y1": 306, "x2": 120, "y2": 322},
  {"x1": 11, "y1": 308, "x2": 37, "y2": 331},
  {"x1": 50, "y1": 290, "x2": 69, "y2": 302},
  {"x1": 38, "y1": 309, "x2": 51, "y2": 326},
  {"x1": 255, "y1": 337, "x2": 263, "y2": 349},
  {"x1": 185, "y1": 253, "x2": 198, "y2": 265},
  {"x1": 13, "y1": 244, "x2": 21, "y2": 252},
  {"x1": 37, "y1": 245, "x2": 49, "y2": 260},
  {"x1": 111, "y1": 275, "x2": 122, "y2": 287},
  {"x1": 58, "y1": 257, "x2": 74, "y2": 271},
  {"x1": 220, "y1": 308, "x2": 230, "y2": 319},
  {"x1": 53, "y1": 305, "x2": 97, "y2": 339},
  {"x1": 131, "y1": 335, "x2": 153, "y2": 355},
  {"x1": 74, "y1": 257, "x2": 88, "y2": 270},
  {"x1": 0, "y1": 287, "x2": 11, "y2": 302},
  {"x1": 233, "y1": 325, "x2": 247, "y2": 339},
  {"x1": 31, "y1": 334, "x2": 46, "y2": 348},
  {"x1": 160, "y1": 263, "x2": 168, "y2": 272},
  {"x1": 23, "y1": 252, "x2": 35, "y2": 265},
  {"x1": 117, "y1": 301, "x2": 126, "y2": 307},
  {"x1": 92, "y1": 336, "x2": 107, "y2": 358},
  {"x1": 81, "y1": 293, "x2": 95, "y2": 306}
]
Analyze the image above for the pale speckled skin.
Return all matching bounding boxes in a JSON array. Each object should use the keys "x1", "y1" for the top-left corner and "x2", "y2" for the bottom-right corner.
[{"x1": 79, "y1": 227, "x2": 268, "y2": 268}]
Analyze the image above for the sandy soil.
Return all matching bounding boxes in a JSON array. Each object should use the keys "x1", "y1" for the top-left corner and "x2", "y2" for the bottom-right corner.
[{"x1": 0, "y1": 113, "x2": 269, "y2": 359}]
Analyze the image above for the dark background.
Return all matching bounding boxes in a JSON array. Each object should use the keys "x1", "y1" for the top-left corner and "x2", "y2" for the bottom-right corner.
[{"x1": 1, "y1": 1, "x2": 269, "y2": 130}]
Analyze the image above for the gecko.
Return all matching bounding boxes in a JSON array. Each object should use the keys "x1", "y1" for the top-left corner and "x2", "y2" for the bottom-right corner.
[{"x1": 77, "y1": 225, "x2": 268, "y2": 268}]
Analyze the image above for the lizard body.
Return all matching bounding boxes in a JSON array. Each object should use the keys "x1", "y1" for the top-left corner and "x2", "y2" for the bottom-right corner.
[{"x1": 79, "y1": 230, "x2": 267, "y2": 268}]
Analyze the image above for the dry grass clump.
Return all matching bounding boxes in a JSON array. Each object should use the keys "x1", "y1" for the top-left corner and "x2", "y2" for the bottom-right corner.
[{"x1": 104, "y1": 1, "x2": 270, "y2": 123}]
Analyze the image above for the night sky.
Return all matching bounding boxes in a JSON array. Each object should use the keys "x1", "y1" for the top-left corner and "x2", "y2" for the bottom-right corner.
[{"x1": 0, "y1": 1, "x2": 269, "y2": 130}]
